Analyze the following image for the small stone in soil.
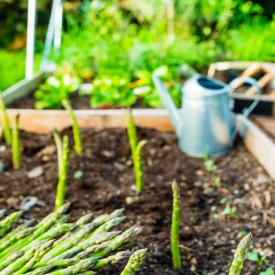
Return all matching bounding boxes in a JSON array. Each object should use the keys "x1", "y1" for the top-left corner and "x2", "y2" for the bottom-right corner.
[
  {"x1": 20, "y1": 196, "x2": 46, "y2": 212},
  {"x1": 0, "y1": 161, "x2": 7, "y2": 173},
  {"x1": 27, "y1": 166, "x2": 44, "y2": 178},
  {"x1": 6, "y1": 197, "x2": 20, "y2": 208}
]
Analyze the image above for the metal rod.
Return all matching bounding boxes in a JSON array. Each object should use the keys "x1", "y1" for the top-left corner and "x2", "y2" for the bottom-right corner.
[
  {"x1": 25, "y1": 0, "x2": 37, "y2": 79},
  {"x1": 54, "y1": 0, "x2": 63, "y2": 50},
  {"x1": 40, "y1": 0, "x2": 58, "y2": 71}
]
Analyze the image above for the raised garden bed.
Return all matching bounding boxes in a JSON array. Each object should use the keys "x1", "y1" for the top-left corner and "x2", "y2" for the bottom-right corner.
[
  {"x1": 209, "y1": 62, "x2": 275, "y2": 117},
  {"x1": 0, "y1": 126, "x2": 274, "y2": 274}
]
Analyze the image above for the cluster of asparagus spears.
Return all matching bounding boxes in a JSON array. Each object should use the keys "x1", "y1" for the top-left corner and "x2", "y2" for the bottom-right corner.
[{"x1": 0, "y1": 203, "x2": 146, "y2": 274}]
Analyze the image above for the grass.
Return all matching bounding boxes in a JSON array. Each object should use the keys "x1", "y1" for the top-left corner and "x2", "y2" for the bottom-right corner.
[{"x1": 0, "y1": 50, "x2": 41, "y2": 91}]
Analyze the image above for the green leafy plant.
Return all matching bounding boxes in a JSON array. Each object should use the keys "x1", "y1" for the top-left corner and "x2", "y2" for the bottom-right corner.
[
  {"x1": 212, "y1": 176, "x2": 222, "y2": 187},
  {"x1": 260, "y1": 268, "x2": 275, "y2": 275},
  {"x1": 223, "y1": 207, "x2": 238, "y2": 218},
  {"x1": 0, "y1": 205, "x2": 143, "y2": 274},
  {"x1": 12, "y1": 114, "x2": 21, "y2": 170},
  {"x1": 62, "y1": 99, "x2": 83, "y2": 155},
  {"x1": 0, "y1": 94, "x2": 11, "y2": 144},
  {"x1": 90, "y1": 75, "x2": 136, "y2": 107},
  {"x1": 247, "y1": 249, "x2": 267, "y2": 266},
  {"x1": 225, "y1": 18, "x2": 275, "y2": 61},
  {"x1": 125, "y1": 110, "x2": 146, "y2": 193},
  {"x1": 171, "y1": 180, "x2": 182, "y2": 270},
  {"x1": 228, "y1": 233, "x2": 252, "y2": 275},
  {"x1": 121, "y1": 248, "x2": 147, "y2": 275},
  {"x1": 204, "y1": 159, "x2": 217, "y2": 172},
  {"x1": 34, "y1": 73, "x2": 80, "y2": 110},
  {"x1": 53, "y1": 130, "x2": 70, "y2": 210}
]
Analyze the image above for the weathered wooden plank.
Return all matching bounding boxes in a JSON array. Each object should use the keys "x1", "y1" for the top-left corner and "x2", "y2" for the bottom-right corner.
[
  {"x1": 0, "y1": 109, "x2": 174, "y2": 133},
  {"x1": 2, "y1": 72, "x2": 46, "y2": 105},
  {"x1": 236, "y1": 115, "x2": 275, "y2": 180}
]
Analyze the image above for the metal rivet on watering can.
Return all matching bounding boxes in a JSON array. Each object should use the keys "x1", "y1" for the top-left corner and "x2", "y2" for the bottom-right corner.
[{"x1": 153, "y1": 74, "x2": 261, "y2": 158}]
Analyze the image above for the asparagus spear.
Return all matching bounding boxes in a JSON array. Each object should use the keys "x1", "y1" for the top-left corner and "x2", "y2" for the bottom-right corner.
[
  {"x1": 49, "y1": 251, "x2": 130, "y2": 275},
  {"x1": 76, "y1": 213, "x2": 94, "y2": 226},
  {"x1": 40, "y1": 222, "x2": 107, "y2": 261},
  {"x1": 0, "y1": 251, "x2": 24, "y2": 271},
  {"x1": 0, "y1": 227, "x2": 34, "y2": 253},
  {"x1": 171, "y1": 180, "x2": 182, "y2": 270},
  {"x1": 0, "y1": 223, "x2": 28, "y2": 244},
  {"x1": 16, "y1": 240, "x2": 55, "y2": 274},
  {"x1": 0, "y1": 211, "x2": 22, "y2": 238},
  {"x1": 93, "y1": 251, "x2": 132, "y2": 270},
  {"x1": 0, "y1": 94, "x2": 12, "y2": 144},
  {"x1": 62, "y1": 99, "x2": 83, "y2": 155},
  {"x1": 91, "y1": 216, "x2": 125, "y2": 235},
  {"x1": 93, "y1": 226, "x2": 142, "y2": 259},
  {"x1": 48, "y1": 231, "x2": 120, "y2": 263},
  {"x1": 29, "y1": 242, "x2": 111, "y2": 274},
  {"x1": 12, "y1": 114, "x2": 21, "y2": 170},
  {"x1": 0, "y1": 204, "x2": 69, "y2": 260},
  {"x1": 121, "y1": 249, "x2": 148, "y2": 275},
  {"x1": 1, "y1": 241, "x2": 49, "y2": 274},
  {"x1": 52, "y1": 209, "x2": 124, "y2": 249},
  {"x1": 228, "y1": 233, "x2": 252, "y2": 275},
  {"x1": 22, "y1": 224, "x2": 76, "y2": 252}
]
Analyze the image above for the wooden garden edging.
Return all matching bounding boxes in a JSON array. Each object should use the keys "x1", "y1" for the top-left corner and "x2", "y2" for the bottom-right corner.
[
  {"x1": 235, "y1": 115, "x2": 275, "y2": 180},
  {"x1": 1, "y1": 109, "x2": 173, "y2": 133}
]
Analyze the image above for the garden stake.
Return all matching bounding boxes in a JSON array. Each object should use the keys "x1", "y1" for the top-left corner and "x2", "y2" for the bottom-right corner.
[
  {"x1": 171, "y1": 180, "x2": 182, "y2": 270},
  {"x1": 0, "y1": 94, "x2": 12, "y2": 144},
  {"x1": 228, "y1": 233, "x2": 252, "y2": 275},
  {"x1": 62, "y1": 99, "x2": 83, "y2": 155},
  {"x1": 121, "y1": 248, "x2": 148, "y2": 275},
  {"x1": 55, "y1": 135, "x2": 70, "y2": 210},
  {"x1": 12, "y1": 114, "x2": 21, "y2": 170}
]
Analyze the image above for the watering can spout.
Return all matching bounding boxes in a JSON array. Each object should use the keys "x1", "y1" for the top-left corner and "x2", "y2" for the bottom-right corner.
[{"x1": 153, "y1": 74, "x2": 182, "y2": 137}]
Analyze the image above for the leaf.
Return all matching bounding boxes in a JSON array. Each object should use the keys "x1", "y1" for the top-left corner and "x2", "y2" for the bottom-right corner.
[{"x1": 260, "y1": 268, "x2": 275, "y2": 275}]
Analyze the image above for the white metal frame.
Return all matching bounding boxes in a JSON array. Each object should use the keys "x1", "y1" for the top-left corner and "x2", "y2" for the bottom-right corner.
[
  {"x1": 25, "y1": 0, "x2": 37, "y2": 79},
  {"x1": 25, "y1": 0, "x2": 63, "y2": 76}
]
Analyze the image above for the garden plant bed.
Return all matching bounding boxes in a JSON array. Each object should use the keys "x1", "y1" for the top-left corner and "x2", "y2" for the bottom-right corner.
[{"x1": 0, "y1": 127, "x2": 274, "y2": 274}]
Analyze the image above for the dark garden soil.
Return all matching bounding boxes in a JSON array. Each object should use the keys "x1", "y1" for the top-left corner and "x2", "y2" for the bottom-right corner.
[
  {"x1": 0, "y1": 128, "x2": 274, "y2": 274},
  {"x1": 8, "y1": 92, "x2": 143, "y2": 110},
  {"x1": 8, "y1": 92, "x2": 93, "y2": 110}
]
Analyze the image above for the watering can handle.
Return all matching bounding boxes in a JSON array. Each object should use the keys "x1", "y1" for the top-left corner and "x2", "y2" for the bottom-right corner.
[
  {"x1": 229, "y1": 77, "x2": 262, "y2": 118},
  {"x1": 229, "y1": 77, "x2": 261, "y2": 141}
]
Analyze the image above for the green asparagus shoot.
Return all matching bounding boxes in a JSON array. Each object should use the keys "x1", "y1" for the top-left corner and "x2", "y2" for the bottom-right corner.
[
  {"x1": 133, "y1": 140, "x2": 147, "y2": 193},
  {"x1": 0, "y1": 94, "x2": 12, "y2": 144},
  {"x1": 171, "y1": 180, "x2": 182, "y2": 270},
  {"x1": 125, "y1": 109, "x2": 137, "y2": 158},
  {"x1": 62, "y1": 99, "x2": 83, "y2": 155},
  {"x1": 12, "y1": 114, "x2": 21, "y2": 170},
  {"x1": 125, "y1": 110, "x2": 146, "y2": 193},
  {"x1": 121, "y1": 248, "x2": 148, "y2": 275},
  {"x1": 228, "y1": 233, "x2": 252, "y2": 275},
  {"x1": 53, "y1": 129, "x2": 63, "y2": 178},
  {"x1": 55, "y1": 133, "x2": 70, "y2": 211}
]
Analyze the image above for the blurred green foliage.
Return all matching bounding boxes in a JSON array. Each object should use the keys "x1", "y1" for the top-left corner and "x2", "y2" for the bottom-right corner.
[{"x1": 0, "y1": 0, "x2": 274, "y2": 108}]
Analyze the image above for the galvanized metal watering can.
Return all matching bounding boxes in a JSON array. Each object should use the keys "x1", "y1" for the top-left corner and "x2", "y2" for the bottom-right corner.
[{"x1": 153, "y1": 74, "x2": 261, "y2": 157}]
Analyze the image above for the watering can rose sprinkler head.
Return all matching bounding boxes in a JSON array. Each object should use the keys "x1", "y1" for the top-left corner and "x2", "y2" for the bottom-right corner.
[{"x1": 153, "y1": 73, "x2": 261, "y2": 158}]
